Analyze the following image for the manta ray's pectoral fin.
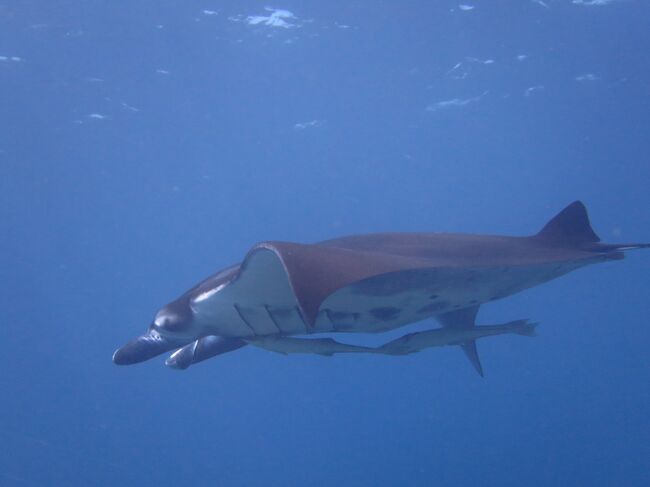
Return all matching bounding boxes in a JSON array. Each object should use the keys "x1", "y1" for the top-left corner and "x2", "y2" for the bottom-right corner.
[
  {"x1": 458, "y1": 341, "x2": 484, "y2": 377},
  {"x1": 165, "y1": 336, "x2": 248, "y2": 370},
  {"x1": 437, "y1": 305, "x2": 484, "y2": 377}
]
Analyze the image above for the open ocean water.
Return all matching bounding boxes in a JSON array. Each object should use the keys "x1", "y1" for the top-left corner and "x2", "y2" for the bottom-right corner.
[{"x1": 1, "y1": 1, "x2": 649, "y2": 486}]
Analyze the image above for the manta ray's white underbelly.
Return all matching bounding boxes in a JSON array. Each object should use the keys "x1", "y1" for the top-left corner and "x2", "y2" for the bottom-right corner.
[{"x1": 194, "y1": 259, "x2": 583, "y2": 337}]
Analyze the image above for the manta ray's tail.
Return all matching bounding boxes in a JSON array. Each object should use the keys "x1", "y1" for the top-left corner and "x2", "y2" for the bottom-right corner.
[{"x1": 593, "y1": 242, "x2": 650, "y2": 252}]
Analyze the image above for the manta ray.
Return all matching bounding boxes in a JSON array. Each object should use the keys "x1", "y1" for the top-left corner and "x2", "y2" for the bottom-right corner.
[{"x1": 113, "y1": 201, "x2": 648, "y2": 375}]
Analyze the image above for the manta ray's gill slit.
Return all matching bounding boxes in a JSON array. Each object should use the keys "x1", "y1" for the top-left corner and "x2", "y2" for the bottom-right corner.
[
  {"x1": 324, "y1": 309, "x2": 339, "y2": 332},
  {"x1": 293, "y1": 306, "x2": 311, "y2": 333},
  {"x1": 232, "y1": 304, "x2": 257, "y2": 336},
  {"x1": 263, "y1": 305, "x2": 283, "y2": 333},
  {"x1": 326, "y1": 310, "x2": 361, "y2": 331}
]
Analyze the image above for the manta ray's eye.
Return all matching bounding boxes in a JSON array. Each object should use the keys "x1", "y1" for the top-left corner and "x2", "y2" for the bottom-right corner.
[
  {"x1": 153, "y1": 308, "x2": 190, "y2": 333},
  {"x1": 155, "y1": 316, "x2": 172, "y2": 328}
]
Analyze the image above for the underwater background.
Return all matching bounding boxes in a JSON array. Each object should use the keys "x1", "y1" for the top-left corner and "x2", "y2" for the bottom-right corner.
[{"x1": 1, "y1": 1, "x2": 649, "y2": 485}]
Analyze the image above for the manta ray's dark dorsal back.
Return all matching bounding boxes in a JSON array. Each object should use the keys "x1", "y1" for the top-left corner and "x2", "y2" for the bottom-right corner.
[{"x1": 536, "y1": 201, "x2": 600, "y2": 245}]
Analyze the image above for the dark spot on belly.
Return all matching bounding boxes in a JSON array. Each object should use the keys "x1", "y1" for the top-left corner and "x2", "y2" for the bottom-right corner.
[
  {"x1": 369, "y1": 307, "x2": 401, "y2": 321},
  {"x1": 351, "y1": 269, "x2": 442, "y2": 296},
  {"x1": 469, "y1": 299, "x2": 478, "y2": 304},
  {"x1": 417, "y1": 301, "x2": 449, "y2": 314},
  {"x1": 429, "y1": 294, "x2": 439, "y2": 300}
]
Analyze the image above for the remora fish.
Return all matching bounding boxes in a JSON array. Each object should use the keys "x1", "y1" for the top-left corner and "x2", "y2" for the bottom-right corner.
[{"x1": 378, "y1": 319, "x2": 537, "y2": 357}]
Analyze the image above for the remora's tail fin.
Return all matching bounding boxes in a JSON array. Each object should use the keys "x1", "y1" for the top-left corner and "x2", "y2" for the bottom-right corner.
[
  {"x1": 459, "y1": 341, "x2": 483, "y2": 377},
  {"x1": 536, "y1": 201, "x2": 600, "y2": 245}
]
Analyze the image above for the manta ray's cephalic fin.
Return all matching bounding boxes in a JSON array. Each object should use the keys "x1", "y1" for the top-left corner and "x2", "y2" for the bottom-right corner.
[{"x1": 165, "y1": 336, "x2": 247, "y2": 370}]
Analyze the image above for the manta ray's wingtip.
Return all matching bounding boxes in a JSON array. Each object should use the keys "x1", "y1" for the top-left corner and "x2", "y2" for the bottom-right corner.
[{"x1": 459, "y1": 340, "x2": 484, "y2": 377}]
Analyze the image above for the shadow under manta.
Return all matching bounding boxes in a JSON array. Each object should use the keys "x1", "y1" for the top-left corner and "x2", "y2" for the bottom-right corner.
[{"x1": 113, "y1": 201, "x2": 649, "y2": 376}]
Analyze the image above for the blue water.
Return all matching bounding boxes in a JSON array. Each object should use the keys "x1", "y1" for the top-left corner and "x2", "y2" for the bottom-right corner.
[{"x1": 2, "y1": 1, "x2": 649, "y2": 485}]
